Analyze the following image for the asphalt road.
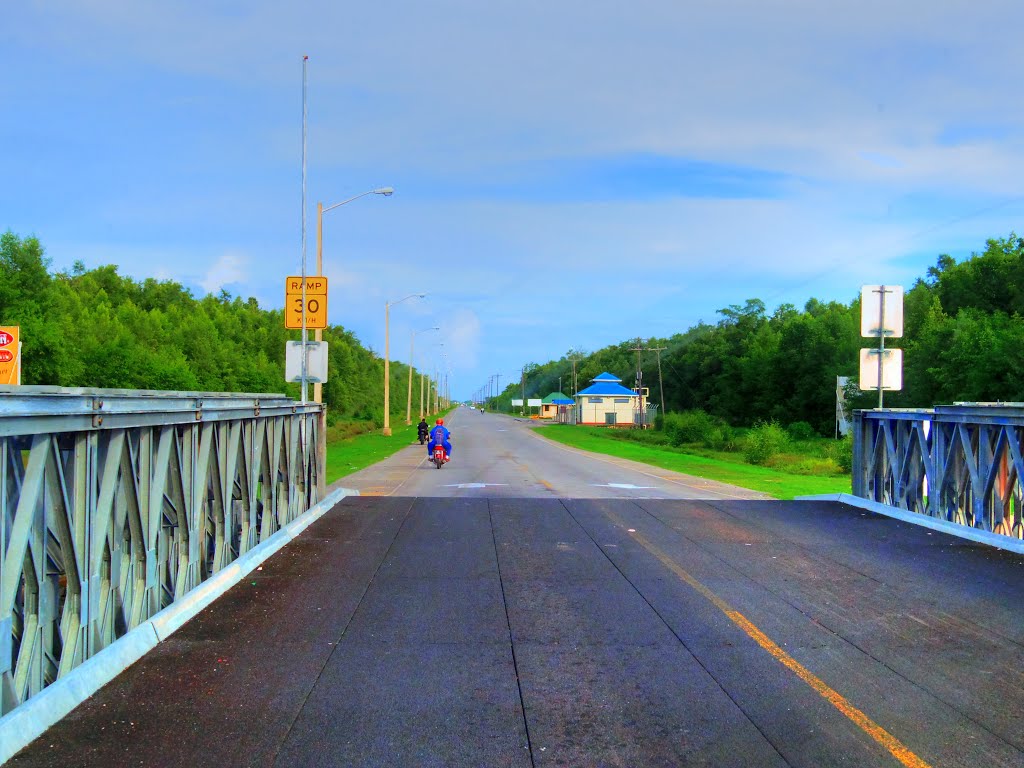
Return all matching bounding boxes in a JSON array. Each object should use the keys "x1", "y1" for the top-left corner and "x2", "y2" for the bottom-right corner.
[
  {"x1": 9, "y1": 410, "x2": 1024, "y2": 767},
  {"x1": 335, "y1": 406, "x2": 771, "y2": 500}
]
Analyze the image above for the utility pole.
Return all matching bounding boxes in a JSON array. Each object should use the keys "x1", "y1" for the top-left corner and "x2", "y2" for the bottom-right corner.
[
  {"x1": 493, "y1": 373, "x2": 502, "y2": 411},
  {"x1": 629, "y1": 337, "x2": 646, "y2": 428},
  {"x1": 649, "y1": 345, "x2": 667, "y2": 419}
]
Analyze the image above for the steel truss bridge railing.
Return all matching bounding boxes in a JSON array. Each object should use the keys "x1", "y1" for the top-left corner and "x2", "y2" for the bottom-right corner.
[
  {"x1": 0, "y1": 386, "x2": 324, "y2": 715},
  {"x1": 852, "y1": 404, "x2": 1024, "y2": 539}
]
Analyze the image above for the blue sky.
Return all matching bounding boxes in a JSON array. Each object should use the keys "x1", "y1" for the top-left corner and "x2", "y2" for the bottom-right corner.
[{"x1": 4, "y1": 1, "x2": 1024, "y2": 399}]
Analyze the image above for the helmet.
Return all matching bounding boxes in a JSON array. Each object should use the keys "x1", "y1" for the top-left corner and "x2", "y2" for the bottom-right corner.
[{"x1": 436, "y1": 419, "x2": 444, "y2": 425}]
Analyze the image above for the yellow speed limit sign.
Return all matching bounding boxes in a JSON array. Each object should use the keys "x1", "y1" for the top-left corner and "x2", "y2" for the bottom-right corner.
[{"x1": 285, "y1": 276, "x2": 328, "y2": 329}]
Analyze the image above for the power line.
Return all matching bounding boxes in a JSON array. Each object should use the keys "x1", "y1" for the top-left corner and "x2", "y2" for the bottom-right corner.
[{"x1": 763, "y1": 195, "x2": 1024, "y2": 306}]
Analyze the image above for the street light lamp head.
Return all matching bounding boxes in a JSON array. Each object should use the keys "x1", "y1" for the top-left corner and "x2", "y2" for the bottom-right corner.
[{"x1": 374, "y1": 187, "x2": 395, "y2": 196}]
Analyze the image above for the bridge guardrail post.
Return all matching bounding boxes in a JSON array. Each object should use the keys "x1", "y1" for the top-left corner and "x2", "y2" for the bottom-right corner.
[
  {"x1": 317, "y1": 406, "x2": 327, "y2": 499},
  {"x1": 851, "y1": 410, "x2": 865, "y2": 498}
]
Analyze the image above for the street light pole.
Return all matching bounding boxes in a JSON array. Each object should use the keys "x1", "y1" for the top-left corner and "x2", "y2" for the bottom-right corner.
[
  {"x1": 313, "y1": 187, "x2": 393, "y2": 404},
  {"x1": 383, "y1": 293, "x2": 426, "y2": 435},
  {"x1": 408, "y1": 326, "x2": 438, "y2": 424},
  {"x1": 437, "y1": 344, "x2": 444, "y2": 413},
  {"x1": 420, "y1": 369, "x2": 427, "y2": 418},
  {"x1": 441, "y1": 351, "x2": 450, "y2": 409}
]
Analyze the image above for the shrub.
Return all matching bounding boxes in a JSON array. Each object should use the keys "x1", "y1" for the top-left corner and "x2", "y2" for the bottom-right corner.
[
  {"x1": 663, "y1": 410, "x2": 719, "y2": 447},
  {"x1": 743, "y1": 420, "x2": 790, "y2": 465},
  {"x1": 705, "y1": 424, "x2": 740, "y2": 452},
  {"x1": 825, "y1": 434, "x2": 854, "y2": 473},
  {"x1": 787, "y1": 421, "x2": 816, "y2": 441}
]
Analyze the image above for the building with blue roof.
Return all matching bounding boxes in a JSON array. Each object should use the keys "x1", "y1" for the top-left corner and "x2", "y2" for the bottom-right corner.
[
  {"x1": 540, "y1": 392, "x2": 574, "y2": 419},
  {"x1": 574, "y1": 372, "x2": 647, "y2": 426}
]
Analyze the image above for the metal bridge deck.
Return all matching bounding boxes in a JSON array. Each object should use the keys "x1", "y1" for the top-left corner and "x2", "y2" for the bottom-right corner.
[{"x1": 9, "y1": 495, "x2": 1024, "y2": 767}]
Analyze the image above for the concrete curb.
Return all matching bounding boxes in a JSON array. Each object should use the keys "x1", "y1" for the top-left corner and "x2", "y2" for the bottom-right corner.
[
  {"x1": 0, "y1": 486, "x2": 358, "y2": 764},
  {"x1": 796, "y1": 492, "x2": 1024, "y2": 555}
]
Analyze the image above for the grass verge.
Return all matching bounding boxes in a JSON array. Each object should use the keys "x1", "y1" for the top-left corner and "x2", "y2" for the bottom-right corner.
[{"x1": 535, "y1": 425, "x2": 851, "y2": 500}]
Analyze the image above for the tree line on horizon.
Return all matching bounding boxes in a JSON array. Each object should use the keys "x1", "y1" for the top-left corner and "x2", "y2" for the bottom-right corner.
[
  {"x1": 497, "y1": 232, "x2": 1024, "y2": 435},
  {"x1": 0, "y1": 231, "x2": 427, "y2": 425}
]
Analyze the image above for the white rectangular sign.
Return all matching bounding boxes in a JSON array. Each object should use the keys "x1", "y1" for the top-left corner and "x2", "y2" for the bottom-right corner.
[
  {"x1": 285, "y1": 341, "x2": 329, "y2": 383},
  {"x1": 861, "y1": 285, "x2": 904, "y2": 338},
  {"x1": 859, "y1": 348, "x2": 902, "y2": 391},
  {"x1": 511, "y1": 398, "x2": 524, "y2": 406},
  {"x1": 527, "y1": 398, "x2": 543, "y2": 407}
]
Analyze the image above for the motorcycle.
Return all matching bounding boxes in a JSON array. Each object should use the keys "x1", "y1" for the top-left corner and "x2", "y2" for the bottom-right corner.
[
  {"x1": 432, "y1": 443, "x2": 448, "y2": 469},
  {"x1": 418, "y1": 430, "x2": 428, "y2": 445}
]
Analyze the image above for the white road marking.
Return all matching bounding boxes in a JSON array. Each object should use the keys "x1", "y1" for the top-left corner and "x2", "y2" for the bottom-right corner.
[
  {"x1": 443, "y1": 483, "x2": 510, "y2": 489},
  {"x1": 593, "y1": 483, "x2": 657, "y2": 490}
]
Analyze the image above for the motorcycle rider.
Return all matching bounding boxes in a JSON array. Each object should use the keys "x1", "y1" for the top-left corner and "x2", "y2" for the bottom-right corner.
[
  {"x1": 427, "y1": 418, "x2": 452, "y2": 462},
  {"x1": 417, "y1": 417, "x2": 429, "y2": 444}
]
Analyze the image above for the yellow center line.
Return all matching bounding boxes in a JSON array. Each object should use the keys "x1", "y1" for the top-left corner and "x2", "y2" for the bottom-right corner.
[{"x1": 608, "y1": 512, "x2": 932, "y2": 768}]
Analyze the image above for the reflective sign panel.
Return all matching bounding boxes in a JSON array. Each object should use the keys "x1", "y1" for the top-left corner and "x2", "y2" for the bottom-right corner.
[
  {"x1": 859, "y1": 348, "x2": 903, "y2": 390},
  {"x1": 861, "y1": 285, "x2": 903, "y2": 338},
  {"x1": 285, "y1": 276, "x2": 328, "y2": 329},
  {"x1": 285, "y1": 341, "x2": 329, "y2": 383}
]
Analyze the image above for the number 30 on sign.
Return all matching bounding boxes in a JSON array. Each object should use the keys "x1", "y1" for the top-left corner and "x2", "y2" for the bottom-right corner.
[{"x1": 284, "y1": 276, "x2": 328, "y2": 329}]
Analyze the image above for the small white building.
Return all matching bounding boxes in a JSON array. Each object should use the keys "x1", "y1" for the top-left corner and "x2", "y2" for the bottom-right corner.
[
  {"x1": 540, "y1": 392, "x2": 574, "y2": 419},
  {"x1": 574, "y1": 372, "x2": 646, "y2": 426}
]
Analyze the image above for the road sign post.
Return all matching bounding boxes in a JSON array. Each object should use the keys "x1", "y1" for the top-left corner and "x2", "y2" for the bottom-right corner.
[
  {"x1": 285, "y1": 276, "x2": 328, "y2": 407},
  {"x1": 0, "y1": 327, "x2": 20, "y2": 385}
]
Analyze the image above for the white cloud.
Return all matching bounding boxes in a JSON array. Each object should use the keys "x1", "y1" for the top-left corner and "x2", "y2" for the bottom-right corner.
[
  {"x1": 443, "y1": 309, "x2": 482, "y2": 372},
  {"x1": 199, "y1": 251, "x2": 249, "y2": 294}
]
